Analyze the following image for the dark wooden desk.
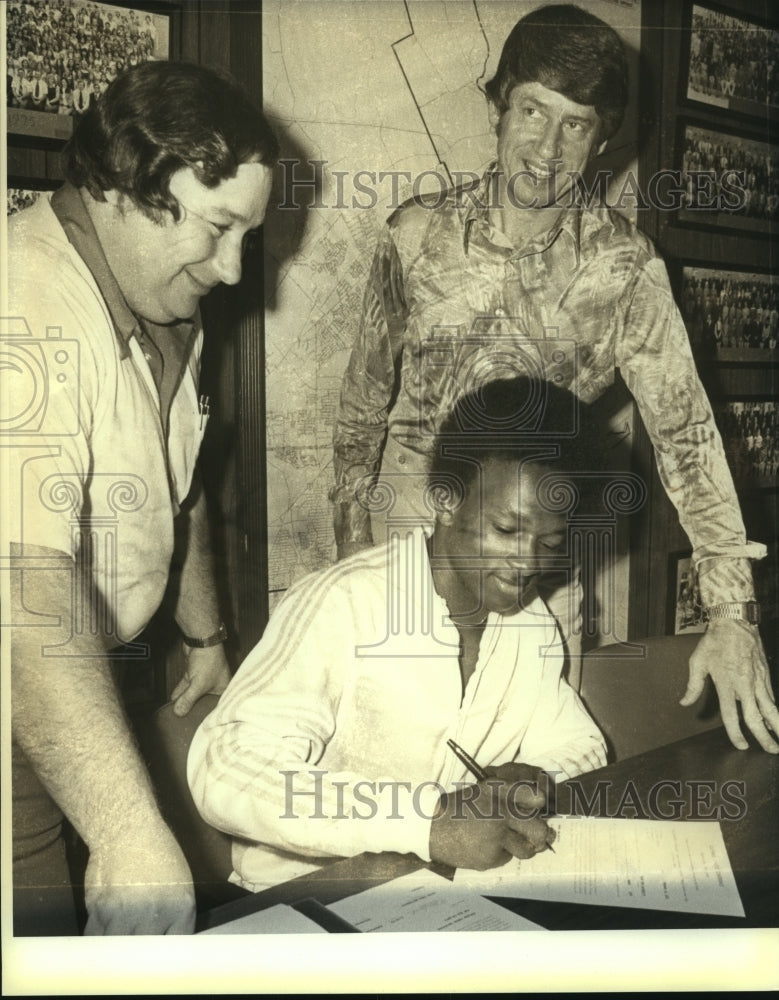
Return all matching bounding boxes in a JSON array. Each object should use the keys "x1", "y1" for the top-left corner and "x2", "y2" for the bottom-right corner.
[
  {"x1": 198, "y1": 728, "x2": 778, "y2": 932},
  {"x1": 498, "y1": 727, "x2": 778, "y2": 930}
]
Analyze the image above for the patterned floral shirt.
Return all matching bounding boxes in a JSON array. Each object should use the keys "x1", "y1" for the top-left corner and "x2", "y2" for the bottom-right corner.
[{"x1": 332, "y1": 166, "x2": 762, "y2": 605}]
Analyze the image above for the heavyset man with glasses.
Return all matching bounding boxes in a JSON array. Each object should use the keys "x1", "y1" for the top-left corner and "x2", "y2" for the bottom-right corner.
[{"x1": 7, "y1": 61, "x2": 277, "y2": 935}]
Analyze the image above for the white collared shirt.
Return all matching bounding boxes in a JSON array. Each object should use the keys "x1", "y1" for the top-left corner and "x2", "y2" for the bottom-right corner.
[{"x1": 6, "y1": 196, "x2": 203, "y2": 642}]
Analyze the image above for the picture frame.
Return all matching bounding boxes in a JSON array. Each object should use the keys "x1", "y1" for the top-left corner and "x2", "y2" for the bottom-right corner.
[
  {"x1": 711, "y1": 397, "x2": 778, "y2": 491},
  {"x1": 6, "y1": 0, "x2": 179, "y2": 144},
  {"x1": 669, "y1": 552, "x2": 706, "y2": 635},
  {"x1": 675, "y1": 118, "x2": 778, "y2": 236},
  {"x1": 6, "y1": 177, "x2": 61, "y2": 216},
  {"x1": 675, "y1": 263, "x2": 777, "y2": 364},
  {"x1": 682, "y1": 1, "x2": 779, "y2": 122}
]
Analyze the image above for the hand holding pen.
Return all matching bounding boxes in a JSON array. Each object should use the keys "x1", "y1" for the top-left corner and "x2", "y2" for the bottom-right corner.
[{"x1": 443, "y1": 739, "x2": 556, "y2": 856}]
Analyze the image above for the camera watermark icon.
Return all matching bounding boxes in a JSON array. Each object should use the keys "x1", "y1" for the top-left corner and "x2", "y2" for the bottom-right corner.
[
  {"x1": 0, "y1": 317, "x2": 80, "y2": 436},
  {"x1": 2, "y1": 316, "x2": 151, "y2": 659}
]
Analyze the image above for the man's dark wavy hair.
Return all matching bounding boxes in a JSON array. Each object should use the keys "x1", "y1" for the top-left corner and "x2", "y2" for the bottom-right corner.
[
  {"x1": 428, "y1": 376, "x2": 605, "y2": 515},
  {"x1": 65, "y1": 60, "x2": 279, "y2": 221},
  {"x1": 484, "y1": 3, "x2": 629, "y2": 145}
]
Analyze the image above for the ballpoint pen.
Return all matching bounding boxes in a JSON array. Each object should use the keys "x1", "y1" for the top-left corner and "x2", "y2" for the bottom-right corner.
[
  {"x1": 445, "y1": 738, "x2": 556, "y2": 853},
  {"x1": 446, "y1": 738, "x2": 488, "y2": 781}
]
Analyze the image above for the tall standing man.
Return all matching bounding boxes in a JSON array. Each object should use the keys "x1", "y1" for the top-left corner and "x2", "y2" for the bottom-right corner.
[
  {"x1": 6, "y1": 60, "x2": 278, "y2": 934},
  {"x1": 331, "y1": 4, "x2": 779, "y2": 753}
]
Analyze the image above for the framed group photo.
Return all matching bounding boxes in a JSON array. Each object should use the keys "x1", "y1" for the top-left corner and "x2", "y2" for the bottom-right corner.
[
  {"x1": 669, "y1": 552, "x2": 706, "y2": 635},
  {"x1": 676, "y1": 264, "x2": 777, "y2": 363},
  {"x1": 6, "y1": 0, "x2": 177, "y2": 142},
  {"x1": 676, "y1": 119, "x2": 778, "y2": 236},
  {"x1": 712, "y1": 398, "x2": 779, "y2": 490},
  {"x1": 682, "y1": 1, "x2": 779, "y2": 122},
  {"x1": 6, "y1": 177, "x2": 60, "y2": 216}
]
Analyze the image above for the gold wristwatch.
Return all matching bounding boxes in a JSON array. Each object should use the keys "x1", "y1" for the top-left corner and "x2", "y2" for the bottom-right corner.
[{"x1": 702, "y1": 602, "x2": 761, "y2": 625}]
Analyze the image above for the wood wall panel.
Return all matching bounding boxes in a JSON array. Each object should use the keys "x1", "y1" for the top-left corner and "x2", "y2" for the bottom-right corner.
[
  {"x1": 227, "y1": 1, "x2": 268, "y2": 656},
  {"x1": 199, "y1": 0, "x2": 232, "y2": 71}
]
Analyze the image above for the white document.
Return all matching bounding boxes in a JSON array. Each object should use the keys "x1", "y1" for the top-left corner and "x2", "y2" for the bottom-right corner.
[
  {"x1": 328, "y1": 868, "x2": 544, "y2": 932},
  {"x1": 199, "y1": 902, "x2": 329, "y2": 934},
  {"x1": 453, "y1": 816, "x2": 744, "y2": 918}
]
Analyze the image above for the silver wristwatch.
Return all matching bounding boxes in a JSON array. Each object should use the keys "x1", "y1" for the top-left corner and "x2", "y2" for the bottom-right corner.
[{"x1": 702, "y1": 602, "x2": 761, "y2": 625}]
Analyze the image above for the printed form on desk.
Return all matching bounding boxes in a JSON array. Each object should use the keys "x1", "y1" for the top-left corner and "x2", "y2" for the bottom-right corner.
[
  {"x1": 453, "y1": 816, "x2": 744, "y2": 918},
  {"x1": 199, "y1": 903, "x2": 328, "y2": 934},
  {"x1": 328, "y1": 869, "x2": 544, "y2": 932}
]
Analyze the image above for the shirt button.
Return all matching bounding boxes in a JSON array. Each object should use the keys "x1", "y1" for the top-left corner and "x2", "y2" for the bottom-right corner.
[
  {"x1": 144, "y1": 352, "x2": 152, "y2": 361},
  {"x1": 398, "y1": 454, "x2": 406, "y2": 465}
]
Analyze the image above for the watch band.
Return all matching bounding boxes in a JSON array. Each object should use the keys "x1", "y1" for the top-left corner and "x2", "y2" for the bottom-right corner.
[
  {"x1": 702, "y1": 602, "x2": 761, "y2": 625},
  {"x1": 181, "y1": 622, "x2": 228, "y2": 648}
]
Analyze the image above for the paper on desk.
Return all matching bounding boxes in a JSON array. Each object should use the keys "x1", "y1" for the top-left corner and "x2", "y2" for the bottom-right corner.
[
  {"x1": 199, "y1": 902, "x2": 328, "y2": 934},
  {"x1": 454, "y1": 816, "x2": 744, "y2": 918},
  {"x1": 328, "y1": 868, "x2": 544, "y2": 932}
]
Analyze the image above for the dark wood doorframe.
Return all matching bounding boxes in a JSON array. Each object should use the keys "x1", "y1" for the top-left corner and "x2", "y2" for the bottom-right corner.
[{"x1": 226, "y1": 1, "x2": 270, "y2": 657}]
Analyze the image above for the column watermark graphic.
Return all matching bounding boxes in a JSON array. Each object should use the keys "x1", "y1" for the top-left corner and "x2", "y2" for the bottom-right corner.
[{"x1": 345, "y1": 334, "x2": 647, "y2": 659}]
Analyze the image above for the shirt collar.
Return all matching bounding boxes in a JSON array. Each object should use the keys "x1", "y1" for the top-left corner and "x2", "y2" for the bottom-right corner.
[
  {"x1": 462, "y1": 162, "x2": 584, "y2": 259},
  {"x1": 50, "y1": 183, "x2": 140, "y2": 358},
  {"x1": 461, "y1": 163, "x2": 497, "y2": 253}
]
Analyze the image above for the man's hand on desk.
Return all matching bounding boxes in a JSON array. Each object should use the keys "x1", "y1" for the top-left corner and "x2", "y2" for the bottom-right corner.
[
  {"x1": 171, "y1": 643, "x2": 231, "y2": 717},
  {"x1": 429, "y1": 762, "x2": 555, "y2": 871},
  {"x1": 84, "y1": 821, "x2": 196, "y2": 934},
  {"x1": 681, "y1": 619, "x2": 779, "y2": 754}
]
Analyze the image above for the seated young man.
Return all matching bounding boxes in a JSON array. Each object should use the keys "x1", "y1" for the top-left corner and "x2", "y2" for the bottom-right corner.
[{"x1": 188, "y1": 377, "x2": 607, "y2": 891}]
